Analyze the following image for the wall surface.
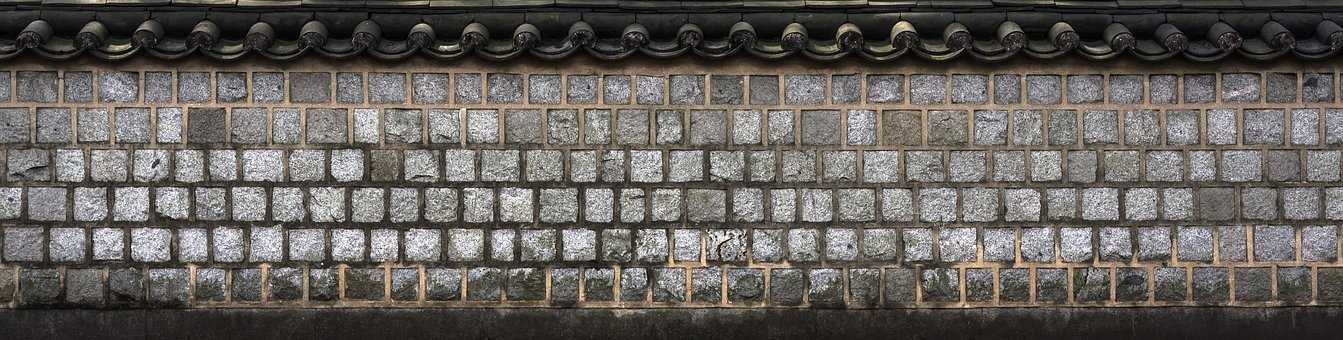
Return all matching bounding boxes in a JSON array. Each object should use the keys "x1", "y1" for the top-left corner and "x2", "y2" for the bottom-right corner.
[{"x1": 0, "y1": 55, "x2": 1341, "y2": 331}]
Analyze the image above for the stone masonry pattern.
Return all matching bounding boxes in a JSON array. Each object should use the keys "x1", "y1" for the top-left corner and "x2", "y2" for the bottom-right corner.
[{"x1": 1, "y1": 59, "x2": 1343, "y2": 309}]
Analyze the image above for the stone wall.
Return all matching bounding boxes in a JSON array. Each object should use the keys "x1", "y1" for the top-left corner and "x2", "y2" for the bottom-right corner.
[{"x1": 0, "y1": 55, "x2": 1339, "y2": 309}]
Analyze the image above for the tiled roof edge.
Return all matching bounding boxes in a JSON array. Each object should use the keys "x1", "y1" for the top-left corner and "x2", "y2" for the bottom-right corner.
[{"x1": 0, "y1": 7, "x2": 1335, "y2": 62}]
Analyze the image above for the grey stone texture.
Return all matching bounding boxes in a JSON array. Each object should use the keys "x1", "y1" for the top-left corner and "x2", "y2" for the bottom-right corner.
[{"x1": 0, "y1": 67, "x2": 1333, "y2": 309}]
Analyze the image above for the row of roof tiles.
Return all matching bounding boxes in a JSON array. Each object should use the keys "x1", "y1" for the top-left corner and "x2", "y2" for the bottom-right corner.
[
  {"x1": 9, "y1": 1, "x2": 1343, "y2": 10},
  {"x1": 0, "y1": 7, "x2": 1338, "y2": 62}
]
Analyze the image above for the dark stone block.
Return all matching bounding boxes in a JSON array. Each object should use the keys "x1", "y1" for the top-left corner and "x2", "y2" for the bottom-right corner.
[
  {"x1": 506, "y1": 109, "x2": 542, "y2": 144},
  {"x1": 883, "y1": 268, "x2": 917, "y2": 304},
  {"x1": 147, "y1": 268, "x2": 189, "y2": 307},
  {"x1": 928, "y1": 110, "x2": 968, "y2": 146},
  {"x1": 230, "y1": 108, "x2": 267, "y2": 144},
  {"x1": 1267, "y1": 72, "x2": 1298, "y2": 103},
  {"x1": 727, "y1": 268, "x2": 764, "y2": 304},
  {"x1": 769, "y1": 268, "x2": 804, "y2": 306},
  {"x1": 964, "y1": 268, "x2": 994, "y2": 302},
  {"x1": 391, "y1": 268, "x2": 420, "y2": 301},
  {"x1": 467, "y1": 268, "x2": 503, "y2": 301},
  {"x1": 800, "y1": 110, "x2": 839, "y2": 146},
  {"x1": 306, "y1": 108, "x2": 349, "y2": 144},
  {"x1": 108, "y1": 268, "x2": 144, "y2": 304},
  {"x1": 831, "y1": 74, "x2": 860, "y2": 104},
  {"x1": 689, "y1": 109, "x2": 727, "y2": 145},
  {"x1": 999, "y1": 268, "x2": 1030, "y2": 302},
  {"x1": 1073, "y1": 268, "x2": 1110, "y2": 302},
  {"x1": 1116, "y1": 267, "x2": 1148, "y2": 302},
  {"x1": 17, "y1": 71, "x2": 57, "y2": 103},
  {"x1": 232, "y1": 268, "x2": 262, "y2": 302},
  {"x1": 346, "y1": 268, "x2": 386, "y2": 301},
  {"x1": 1036, "y1": 268, "x2": 1067, "y2": 303},
  {"x1": 920, "y1": 268, "x2": 960, "y2": 302},
  {"x1": 186, "y1": 108, "x2": 227, "y2": 144},
  {"x1": 290, "y1": 72, "x2": 332, "y2": 103},
  {"x1": 584, "y1": 268, "x2": 614, "y2": 301},
  {"x1": 1234, "y1": 267, "x2": 1271, "y2": 302},
  {"x1": 748, "y1": 75, "x2": 778, "y2": 105},
  {"x1": 19, "y1": 269, "x2": 60, "y2": 306},
  {"x1": 195, "y1": 268, "x2": 226, "y2": 302},
  {"x1": 64, "y1": 268, "x2": 103, "y2": 306},
  {"x1": 268, "y1": 267, "x2": 304, "y2": 301},
  {"x1": 881, "y1": 110, "x2": 921, "y2": 146},
  {"x1": 1198, "y1": 188, "x2": 1236, "y2": 221},
  {"x1": 1192, "y1": 267, "x2": 1229, "y2": 303},
  {"x1": 309, "y1": 268, "x2": 340, "y2": 301},
  {"x1": 692, "y1": 267, "x2": 722, "y2": 303}
]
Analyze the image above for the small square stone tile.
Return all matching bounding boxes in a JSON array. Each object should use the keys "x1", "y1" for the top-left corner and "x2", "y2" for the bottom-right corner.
[
  {"x1": 635, "y1": 75, "x2": 665, "y2": 105},
  {"x1": 1067, "y1": 74, "x2": 1103, "y2": 104},
  {"x1": 455, "y1": 73, "x2": 481, "y2": 104},
  {"x1": 784, "y1": 74, "x2": 825, "y2": 105},
  {"x1": 568, "y1": 74, "x2": 598, "y2": 104},
  {"x1": 866, "y1": 74, "x2": 904, "y2": 103},
  {"x1": 603, "y1": 75, "x2": 630, "y2": 104},
  {"x1": 290, "y1": 72, "x2": 331, "y2": 103},
  {"x1": 337, "y1": 73, "x2": 365, "y2": 103},
  {"x1": 64, "y1": 71, "x2": 93, "y2": 103},
  {"x1": 369, "y1": 72, "x2": 406, "y2": 104},
  {"x1": 714, "y1": 74, "x2": 746, "y2": 104},
  {"x1": 1222, "y1": 73, "x2": 1261, "y2": 102},
  {"x1": 412, "y1": 73, "x2": 450, "y2": 104}
]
